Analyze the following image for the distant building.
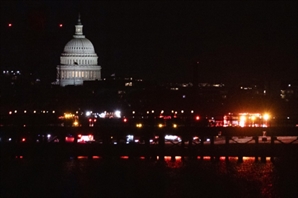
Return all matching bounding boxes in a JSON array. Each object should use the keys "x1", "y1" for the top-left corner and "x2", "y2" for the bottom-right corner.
[{"x1": 55, "y1": 15, "x2": 101, "y2": 86}]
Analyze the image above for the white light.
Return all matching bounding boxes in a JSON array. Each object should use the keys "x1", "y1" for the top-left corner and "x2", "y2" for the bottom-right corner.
[
  {"x1": 239, "y1": 115, "x2": 246, "y2": 127},
  {"x1": 165, "y1": 135, "x2": 181, "y2": 142},
  {"x1": 115, "y1": 110, "x2": 121, "y2": 118},
  {"x1": 127, "y1": 135, "x2": 134, "y2": 141},
  {"x1": 85, "y1": 111, "x2": 92, "y2": 117},
  {"x1": 99, "y1": 112, "x2": 106, "y2": 118}
]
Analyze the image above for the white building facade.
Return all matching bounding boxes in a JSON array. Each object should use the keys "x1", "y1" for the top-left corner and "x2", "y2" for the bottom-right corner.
[{"x1": 56, "y1": 16, "x2": 101, "y2": 86}]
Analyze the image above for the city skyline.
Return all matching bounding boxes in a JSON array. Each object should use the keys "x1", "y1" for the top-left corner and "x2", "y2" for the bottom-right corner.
[{"x1": 1, "y1": 1, "x2": 297, "y2": 84}]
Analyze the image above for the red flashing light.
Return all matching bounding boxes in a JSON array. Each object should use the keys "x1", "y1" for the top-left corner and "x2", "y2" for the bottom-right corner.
[{"x1": 195, "y1": 116, "x2": 200, "y2": 121}]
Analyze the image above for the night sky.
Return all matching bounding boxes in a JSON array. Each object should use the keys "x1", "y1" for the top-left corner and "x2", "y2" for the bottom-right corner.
[{"x1": 1, "y1": 1, "x2": 297, "y2": 84}]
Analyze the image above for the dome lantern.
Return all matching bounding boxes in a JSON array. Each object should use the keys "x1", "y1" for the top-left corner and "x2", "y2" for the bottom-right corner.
[{"x1": 74, "y1": 13, "x2": 84, "y2": 38}]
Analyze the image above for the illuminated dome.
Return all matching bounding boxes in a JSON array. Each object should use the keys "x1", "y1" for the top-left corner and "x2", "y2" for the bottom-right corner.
[
  {"x1": 63, "y1": 38, "x2": 95, "y2": 54},
  {"x1": 55, "y1": 14, "x2": 101, "y2": 87}
]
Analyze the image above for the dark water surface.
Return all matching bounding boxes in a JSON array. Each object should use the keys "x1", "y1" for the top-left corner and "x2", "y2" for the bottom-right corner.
[{"x1": 1, "y1": 156, "x2": 297, "y2": 198}]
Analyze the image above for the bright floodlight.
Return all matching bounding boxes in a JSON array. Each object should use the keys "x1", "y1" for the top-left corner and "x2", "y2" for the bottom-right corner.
[
  {"x1": 239, "y1": 115, "x2": 246, "y2": 127},
  {"x1": 251, "y1": 115, "x2": 256, "y2": 121},
  {"x1": 115, "y1": 110, "x2": 121, "y2": 118},
  {"x1": 263, "y1": 114, "x2": 270, "y2": 121}
]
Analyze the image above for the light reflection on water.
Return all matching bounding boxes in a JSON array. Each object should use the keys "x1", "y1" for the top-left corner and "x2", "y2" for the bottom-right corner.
[{"x1": 1, "y1": 156, "x2": 297, "y2": 198}]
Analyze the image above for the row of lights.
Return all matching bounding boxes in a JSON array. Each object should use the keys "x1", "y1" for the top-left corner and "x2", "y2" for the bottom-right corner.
[
  {"x1": 7, "y1": 23, "x2": 64, "y2": 28},
  {"x1": 132, "y1": 110, "x2": 196, "y2": 114},
  {"x1": 135, "y1": 123, "x2": 178, "y2": 128},
  {"x1": 9, "y1": 110, "x2": 56, "y2": 114}
]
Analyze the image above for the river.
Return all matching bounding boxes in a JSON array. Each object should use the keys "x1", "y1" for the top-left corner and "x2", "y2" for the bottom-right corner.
[{"x1": 1, "y1": 156, "x2": 297, "y2": 197}]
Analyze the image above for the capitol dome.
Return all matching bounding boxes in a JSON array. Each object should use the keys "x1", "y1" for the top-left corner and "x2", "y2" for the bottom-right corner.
[
  {"x1": 63, "y1": 38, "x2": 95, "y2": 54},
  {"x1": 55, "y1": 15, "x2": 101, "y2": 87}
]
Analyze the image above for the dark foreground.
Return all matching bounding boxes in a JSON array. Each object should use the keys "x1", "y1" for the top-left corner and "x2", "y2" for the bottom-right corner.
[{"x1": 1, "y1": 156, "x2": 297, "y2": 198}]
